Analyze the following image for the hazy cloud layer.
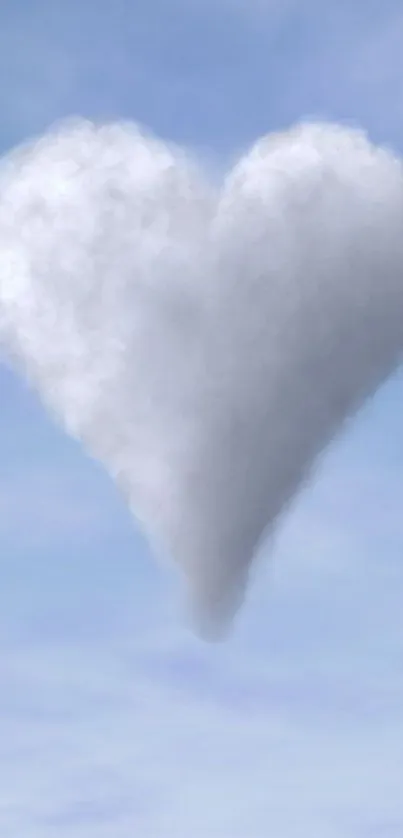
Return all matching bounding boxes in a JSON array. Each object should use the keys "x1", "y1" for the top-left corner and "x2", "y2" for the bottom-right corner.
[{"x1": 1, "y1": 631, "x2": 402, "y2": 838}]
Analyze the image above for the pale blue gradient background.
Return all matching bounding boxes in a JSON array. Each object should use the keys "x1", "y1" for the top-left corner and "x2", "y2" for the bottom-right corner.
[{"x1": 1, "y1": 2, "x2": 403, "y2": 835}]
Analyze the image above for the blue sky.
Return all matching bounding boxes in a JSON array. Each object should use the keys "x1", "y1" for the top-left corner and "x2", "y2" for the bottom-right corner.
[{"x1": 1, "y1": 1, "x2": 403, "y2": 835}]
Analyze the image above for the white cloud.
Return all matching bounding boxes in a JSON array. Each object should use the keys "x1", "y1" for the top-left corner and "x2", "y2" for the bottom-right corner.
[{"x1": 2, "y1": 119, "x2": 403, "y2": 639}]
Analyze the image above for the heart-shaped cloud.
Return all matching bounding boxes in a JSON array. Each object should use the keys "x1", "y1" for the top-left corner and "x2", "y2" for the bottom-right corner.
[{"x1": 1, "y1": 118, "x2": 403, "y2": 639}]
